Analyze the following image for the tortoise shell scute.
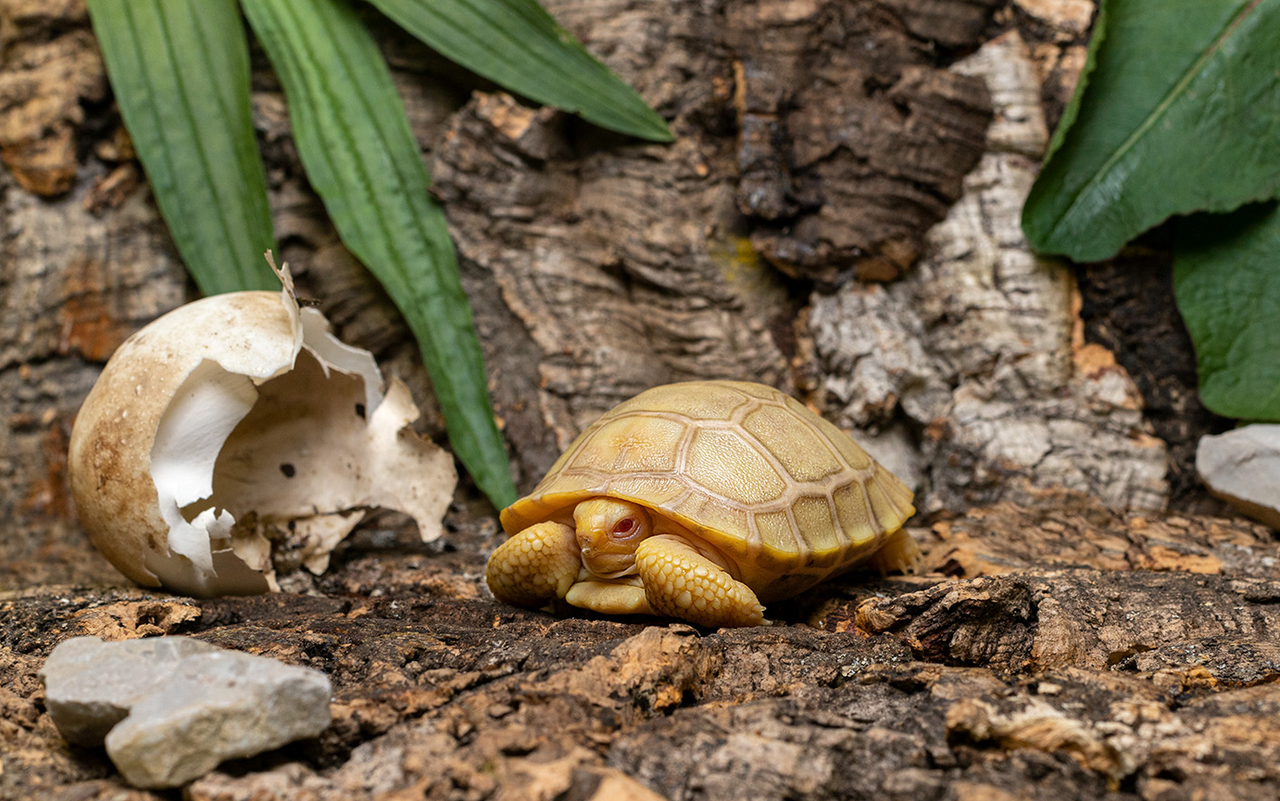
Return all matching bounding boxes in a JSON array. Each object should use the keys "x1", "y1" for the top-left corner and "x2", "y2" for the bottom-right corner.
[{"x1": 500, "y1": 381, "x2": 914, "y2": 597}]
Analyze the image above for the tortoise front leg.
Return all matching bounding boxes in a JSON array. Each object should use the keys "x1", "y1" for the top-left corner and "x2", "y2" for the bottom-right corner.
[
  {"x1": 486, "y1": 522, "x2": 581, "y2": 608},
  {"x1": 634, "y1": 535, "x2": 765, "y2": 627}
]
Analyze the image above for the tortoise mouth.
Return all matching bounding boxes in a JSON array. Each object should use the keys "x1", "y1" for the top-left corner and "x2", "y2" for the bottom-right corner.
[
  {"x1": 579, "y1": 550, "x2": 638, "y2": 580},
  {"x1": 585, "y1": 563, "x2": 638, "y2": 580}
]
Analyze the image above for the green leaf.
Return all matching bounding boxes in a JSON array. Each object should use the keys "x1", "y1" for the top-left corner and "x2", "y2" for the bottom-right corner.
[
  {"x1": 1023, "y1": 0, "x2": 1280, "y2": 262},
  {"x1": 1038, "y1": 0, "x2": 1107, "y2": 168},
  {"x1": 243, "y1": 0, "x2": 517, "y2": 508},
  {"x1": 367, "y1": 0, "x2": 673, "y2": 142},
  {"x1": 1174, "y1": 201, "x2": 1280, "y2": 420},
  {"x1": 87, "y1": 0, "x2": 277, "y2": 294}
]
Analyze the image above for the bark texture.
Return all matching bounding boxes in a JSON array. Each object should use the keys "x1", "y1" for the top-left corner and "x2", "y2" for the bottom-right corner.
[
  {"x1": 807, "y1": 30, "x2": 1167, "y2": 514},
  {"x1": 5, "y1": 502, "x2": 1280, "y2": 800},
  {"x1": 433, "y1": 0, "x2": 1000, "y2": 487},
  {"x1": 3, "y1": 0, "x2": 1276, "y2": 798}
]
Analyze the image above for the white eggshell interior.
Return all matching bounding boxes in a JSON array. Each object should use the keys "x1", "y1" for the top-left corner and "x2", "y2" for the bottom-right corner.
[{"x1": 135, "y1": 284, "x2": 455, "y2": 597}]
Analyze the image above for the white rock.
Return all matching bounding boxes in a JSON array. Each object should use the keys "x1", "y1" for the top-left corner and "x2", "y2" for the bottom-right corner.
[
  {"x1": 1196, "y1": 425, "x2": 1280, "y2": 529},
  {"x1": 40, "y1": 636, "x2": 332, "y2": 788}
]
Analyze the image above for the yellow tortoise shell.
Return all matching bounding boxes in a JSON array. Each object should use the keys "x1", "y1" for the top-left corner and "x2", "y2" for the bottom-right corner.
[{"x1": 499, "y1": 381, "x2": 915, "y2": 600}]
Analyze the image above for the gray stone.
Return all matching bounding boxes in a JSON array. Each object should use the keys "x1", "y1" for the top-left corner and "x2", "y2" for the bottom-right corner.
[
  {"x1": 38, "y1": 635, "x2": 222, "y2": 746},
  {"x1": 39, "y1": 635, "x2": 332, "y2": 788},
  {"x1": 1197, "y1": 425, "x2": 1280, "y2": 529}
]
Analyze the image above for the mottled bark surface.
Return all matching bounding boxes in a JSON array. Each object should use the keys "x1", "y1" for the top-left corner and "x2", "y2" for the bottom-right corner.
[
  {"x1": 434, "y1": 0, "x2": 1002, "y2": 486},
  {"x1": 1076, "y1": 254, "x2": 1235, "y2": 514},
  {"x1": 3, "y1": 0, "x2": 1277, "y2": 798},
  {"x1": 5, "y1": 504, "x2": 1280, "y2": 800}
]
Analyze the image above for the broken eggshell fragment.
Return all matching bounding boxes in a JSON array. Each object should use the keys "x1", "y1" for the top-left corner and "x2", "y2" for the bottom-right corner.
[{"x1": 68, "y1": 267, "x2": 456, "y2": 597}]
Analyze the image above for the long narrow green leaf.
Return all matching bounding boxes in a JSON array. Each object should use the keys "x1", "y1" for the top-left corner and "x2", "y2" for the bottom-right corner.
[
  {"x1": 87, "y1": 0, "x2": 276, "y2": 294},
  {"x1": 1174, "y1": 202, "x2": 1280, "y2": 421},
  {"x1": 367, "y1": 0, "x2": 672, "y2": 142},
  {"x1": 243, "y1": 0, "x2": 517, "y2": 508},
  {"x1": 1023, "y1": 0, "x2": 1280, "y2": 262}
]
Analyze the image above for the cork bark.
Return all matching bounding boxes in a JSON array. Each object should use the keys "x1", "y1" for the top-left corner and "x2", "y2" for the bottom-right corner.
[
  {"x1": 1, "y1": 0, "x2": 1272, "y2": 798},
  {"x1": 6, "y1": 502, "x2": 1280, "y2": 800}
]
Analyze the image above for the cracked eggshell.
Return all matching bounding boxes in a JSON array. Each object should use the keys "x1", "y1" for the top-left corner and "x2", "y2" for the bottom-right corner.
[{"x1": 68, "y1": 278, "x2": 457, "y2": 597}]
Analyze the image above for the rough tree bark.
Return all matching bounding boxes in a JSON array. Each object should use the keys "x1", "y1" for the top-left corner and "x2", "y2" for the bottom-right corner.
[
  {"x1": 0, "y1": 0, "x2": 1270, "y2": 798},
  {"x1": 5, "y1": 502, "x2": 1280, "y2": 800}
]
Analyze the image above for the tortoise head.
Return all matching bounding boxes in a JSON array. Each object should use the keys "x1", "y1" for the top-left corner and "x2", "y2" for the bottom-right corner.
[{"x1": 573, "y1": 498, "x2": 652, "y2": 578}]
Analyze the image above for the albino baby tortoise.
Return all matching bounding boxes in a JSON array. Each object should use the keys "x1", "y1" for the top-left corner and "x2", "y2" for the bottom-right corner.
[{"x1": 485, "y1": 380, "x2": 917, "y2": 627}]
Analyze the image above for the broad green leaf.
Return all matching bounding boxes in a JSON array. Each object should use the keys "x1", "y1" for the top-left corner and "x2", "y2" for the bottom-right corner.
[
  {"x1": 87, "y1": 0, "x2": 276, "y2": 294},
  {"x1": 243, "y1": 0, "x2": 517, "y2": 508},
  {"x1": 367, "y1": 0, "x2": 673, "y2": 142},
  {"x1": 1023, "y1": 0, "x2": 1280, "y2": 262},
  {"x1": 1038, "y1": 0, "x2": 1107, "y2": 169},
  {"x1": 1174, "y1": 201, "x2": 1280, "y2": 420}
]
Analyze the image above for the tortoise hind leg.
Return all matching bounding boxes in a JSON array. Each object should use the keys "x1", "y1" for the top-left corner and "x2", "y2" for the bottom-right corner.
[
  {"x1": 486, "y1": 522, "x2": 581, "y2": 607},
  {"x1": 634, "y1": 535, "x2": 765, "y2": 627},
  {"x1": 864, "y1": 527, "x2": 920, "y2": 576}
]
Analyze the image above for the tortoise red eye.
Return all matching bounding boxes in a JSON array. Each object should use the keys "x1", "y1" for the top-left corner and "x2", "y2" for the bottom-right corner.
[{"x1": 612, "y1": 518, "x2": 635, "y2": 535}]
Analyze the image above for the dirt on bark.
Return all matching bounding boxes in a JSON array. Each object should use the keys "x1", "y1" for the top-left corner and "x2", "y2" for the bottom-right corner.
[
  {"x1": 4, "y1": 500, "x2": 1280, "y2": 800},
  {"x1": 3, "y1": 0, "x2": 1277, "y2": 799}
]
